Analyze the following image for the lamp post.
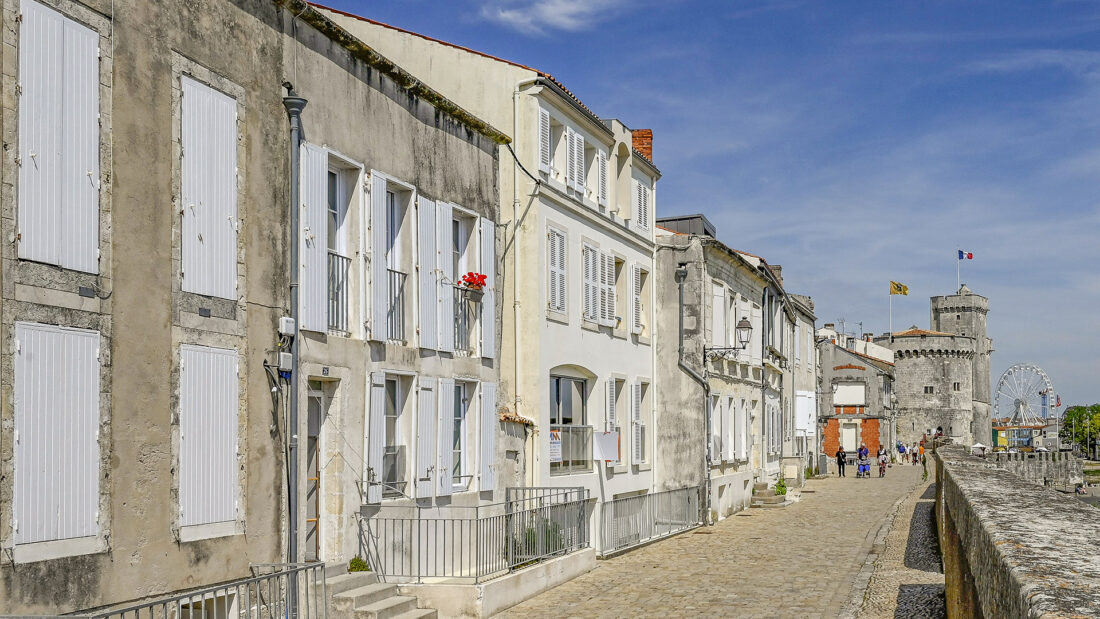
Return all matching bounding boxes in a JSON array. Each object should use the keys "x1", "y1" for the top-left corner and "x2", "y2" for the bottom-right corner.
[{"x1": 704, "y1": 317, "x2": 753, "y2": 358}]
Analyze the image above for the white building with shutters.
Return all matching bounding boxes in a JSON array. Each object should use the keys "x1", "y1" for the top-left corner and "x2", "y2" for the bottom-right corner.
[{"x1": 319, "y1": 9, "x2": 662, "y2": 550}]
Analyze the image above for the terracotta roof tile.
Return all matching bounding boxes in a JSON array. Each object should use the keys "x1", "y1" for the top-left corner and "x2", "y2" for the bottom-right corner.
[{"x1": 892, "y1": 328, "x2": 955, "y2": 337}]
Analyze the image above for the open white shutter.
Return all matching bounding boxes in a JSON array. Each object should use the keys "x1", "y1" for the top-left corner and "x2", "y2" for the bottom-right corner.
[
  {"x1": 565, "y1": 127, "x2": 576, "y2": 186},
  {"x1": 724, "y1": 397, "x2": 735, "y2": 462},
  {"x1": 298, "y1": 143, "x2": 328, "y2": 330},
  {"x1": 605, "y1": 253, "x2": 616, "y2": 326},
  {"x1": 416, "y1": 378, "x2": 436, "y2": 498},
  {"x1": 179, "y1": 345, "x2": 239, "y2": 527},
  {"x1": 606, "y1": 378, "x2": 617, "y2": 432},
  {"x1": 418, "y1": 197, "x2": 438, "y2": 350},
  {"x1": 61, "y1": 13, "x2": 100, "y2": 273},
  {"x1": 480, "y1": 383, "x2": 497, "y2": 492},
  {"x1": 582, "y1": 244, "x2": 598, "y2": 321},
  {"x1": 598, "y1": 150, "x2": 608, "y2": 206},
  {"x1": 18, "y1": 1, "x2": 100, "y2": 273},
  {"x1": 370, "y1": 175, "x2": 389, "y2": 341},
  {"x1": 480, "y1": 217, "x2": 496, "y2": 359},
  {"x1": 366, "y1": 372, "x2": 386, "y2": 503},
  {"x1": 538, "y1": 108, "x2": 551, "y2": 173},
  {"x1": 712, "y1": 283, "x2": 726, "y2": 347},
  {"x1": 631, "y1": 265, "x2": 643, "y2": 334},
  {"x1": 639, "y1": 182, "x2": 650, "y2": 229},
  {"x1": 548, "y1": 228, "x2": 566, "y2": 312},
  {"x1": 437, "y1": 378, "x2": 455, "y2": 496},
  {"x1": 632, "y1": 381, "x2": 644, "y2": 465},
  {"x1": 14, "y1": 322, "x2": 100, "y2": 544},
  {"x1": 573, "y1": 133, "x2": 585, "y2": 195},
  {"x1": 436, "y1": 202, "x2": 455, "y2": 353}
]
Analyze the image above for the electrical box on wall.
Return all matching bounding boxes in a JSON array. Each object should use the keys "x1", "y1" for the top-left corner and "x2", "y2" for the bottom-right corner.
[
  {"x1": 278, "y1": 317, "x2": 295, "y2": 336},
  {"x1": 278, "y1": 352, "x2": 293, "y2": 371}
]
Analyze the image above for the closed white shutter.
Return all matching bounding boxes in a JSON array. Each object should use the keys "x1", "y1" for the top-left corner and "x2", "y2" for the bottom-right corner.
[
  {"x1": 639, "y1": 182, "x2": 650, "y2": 229},
  {"x1": 18, "y1": 1, "x2": 100, "y2": 273},
  {"x1": 598, "y1": 150, "x2": 608, "y2": 206},
  {"x1": 631, "y1": 381, "x2": 644, "y2": 465},
  {"x1": 631, "y1": 265, "x2": 643, "y2": 334},
  {"x1": 538, "y1": 108, "x2": 551, "y2": 173},
  {"x1": 751, "y1": 305, "x2": 763, "y2": 365},
  {"x1": 418, "y1": 197, "x2": 438, "y2": 350},
  {"x1": 181, "y1": 77, "x2": 238, "y2": 299},
  {"x1": 415, "y1": 378, "x2": 436, "y2": 498},
  {"x1": 179, "y1": 344, "x2": 239, "y2": 527},
  {"x1": 298, "y1": 143, "x2": 328, "y2": 330},
  {"x1": 582, "y1": 244, "x2": 598, "y2": 321},
  {"x1": 437, "y1": 378, "x2": 455, "y2": 496},
  {"x1": 712, "y1": 283, "x2": 726, "y2": 347},
  {"x1": 725, "y1": 397, "x2": 735, "y2": 462},
  {"x1": 565, "y1": 127, "x2": 576, "y2": 186},
  {"x1": 606, "y1": 378, "x2": 617, "y2": 432},
  {"x1": 573, "y1": 133, "x2": 585, "y2": 195},
  {"x1": 547, "y1": 228, "x2": 566, "y2": 312},
  {"x1": 707, "y1": 396, "x2": 718, "y2": 459},
  {"x1": 479, "y1": 217, "x2": 496, "y2": 359},
  {"x1": 370, "y1": 175, "x2": 389, "y2": 341},
  {"x1": 599, "y1": 252, "x2": 616, "y2": 327},
  {"x1": 13, "y1": 322, "x2": 100, "y2": 544},
  {"x1": 436, "y1": 202, "x2": 455, "y2": 353},
  {"x1": 366, "y1": 372, "x2": 386, "y2": 503},
  {"x1": 480, "y1": 383, "x2": 497, "y2": 492}
]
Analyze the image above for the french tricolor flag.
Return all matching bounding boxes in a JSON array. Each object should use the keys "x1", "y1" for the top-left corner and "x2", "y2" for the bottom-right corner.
[{"x1": 958, "y1": 250, "x2": 973, "y2": 260}]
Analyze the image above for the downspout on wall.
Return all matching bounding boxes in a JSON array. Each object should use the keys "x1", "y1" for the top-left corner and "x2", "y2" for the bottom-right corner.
[
  {"x1": 282, "y1": 85, "x2": 307, "y2": 569},
  {"x1": 674, "y1": 254, "x2": 711, "y2": 524}
]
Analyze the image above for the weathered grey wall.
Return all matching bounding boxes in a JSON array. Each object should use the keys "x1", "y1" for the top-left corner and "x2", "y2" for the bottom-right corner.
[
  {"x1": 988, "y1": 450, "x2": 1083, "y2": 487},
  {"x1": 935, "y1": 445, "x2": 1100, "y2": 618},
  {"x1": 878, "y1": 333, "x2": 975, "y2": 445},
  {"x1": 931, "y1": 287, "x2": 992, "y2": 442},
  {"x1": 653, "y1": 236, "x2": 706, "y2": 491}
]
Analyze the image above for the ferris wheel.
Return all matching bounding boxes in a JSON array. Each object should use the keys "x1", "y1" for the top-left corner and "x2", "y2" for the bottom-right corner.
[{"x1": 995, "y1": 363, "x2": 1057, "y2": 427}]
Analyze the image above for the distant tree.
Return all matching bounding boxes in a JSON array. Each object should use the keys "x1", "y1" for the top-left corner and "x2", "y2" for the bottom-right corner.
[{"x1": 1060, "y1": 404, "x2": 1100, "y2": 453}]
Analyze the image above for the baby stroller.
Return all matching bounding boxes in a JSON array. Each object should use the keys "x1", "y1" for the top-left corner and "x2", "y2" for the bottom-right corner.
[
  {"x1": 878, "y1": 455, "x2": 888, "y2": 477},
  {"x1": 857, "y1": 457, "x2": 871, "y2": 478}
]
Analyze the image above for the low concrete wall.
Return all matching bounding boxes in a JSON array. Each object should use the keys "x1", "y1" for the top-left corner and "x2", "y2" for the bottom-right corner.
[
  {"x1": 934, "y1": 445, "x2": 1100, "y2": 618},
  {"x1": 987, "y1": 450, "x2": 1083, "y2": 487},
  {"x1": 398, "y1": 548, "x2": 596, "y2": 618}
]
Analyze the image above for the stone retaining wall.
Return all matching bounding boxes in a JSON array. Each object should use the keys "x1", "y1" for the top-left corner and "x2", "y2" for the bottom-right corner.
[
  {"x1": 987, "y1": 450, "x2": 1083, "y2": 486},
  {"x1": 934, "y1": 445, "x2": 1100, "y2": 618}
]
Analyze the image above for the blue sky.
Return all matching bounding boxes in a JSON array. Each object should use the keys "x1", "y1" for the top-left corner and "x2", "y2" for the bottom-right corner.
[{"x1": 321, "y1": 0, "x2": 1100, "y2": 411}]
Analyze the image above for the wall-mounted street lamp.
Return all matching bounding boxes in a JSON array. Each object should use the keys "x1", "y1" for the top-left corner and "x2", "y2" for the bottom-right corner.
[{"x1": 705, "y1": 317, "x2": 753, "y2": 358}]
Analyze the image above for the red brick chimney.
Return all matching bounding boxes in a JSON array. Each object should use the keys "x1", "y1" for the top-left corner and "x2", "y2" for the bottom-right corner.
[{"x1": 632, "y1": 129, "x2": 653, "y2": 161}]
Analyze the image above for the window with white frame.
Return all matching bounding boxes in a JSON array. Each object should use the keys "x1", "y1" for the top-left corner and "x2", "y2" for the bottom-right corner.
[
  {"x1": 631, "y1": 265, "x2": 649, "y2": 336},
  {"x1": 13, "y1": 322, "x2": 101, "y2": 545},
  {"x1": 550, "y1": 375, "x2": 591, "y2": 474},
  {"x1": 708, "y1": 395, "x2": 722, "y2": 461},
  {"x1": 605, "y1": 377, "x2": 622, "y2": 464},
  {"x1": 302, "y1": 146, "x2": 360, "y2": 334},
  {"x1": 632, "y1": 381, "x2": 649, "y2": 464},
  {"x1": 582, "y1": 244, "x2": 618, "y2": 326},
  {"x1": 383, "y1": 377, "x2": 406, "y2": 496},
  {"x1": 18, "y1": 0, "x2": 102, "y2": 274},
  {"x1": 369, "y1": 174, "x2": 413, "y2": 343},
  {"x1": 547, "y1": 226, "x2": 567, "y2": 313},
  {"x1": 450, "y1": 382, "x2": 470, "y2": 488},
  {"x1": 179, "y1": 344, "x2": 239, "y2": 530}
]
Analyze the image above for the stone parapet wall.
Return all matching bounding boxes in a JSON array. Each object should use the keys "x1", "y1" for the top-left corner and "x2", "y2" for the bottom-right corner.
[
  {"x1": 934, "y1": 445, "x2": 1100, "y2": 618},
  {"x1": 988, "y1": 450, "x2": 1083, "y2": 486}
]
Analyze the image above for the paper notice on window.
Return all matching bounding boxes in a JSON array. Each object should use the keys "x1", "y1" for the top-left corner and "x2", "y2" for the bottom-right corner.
[
  {"x1": 594, "y1": 431, "x2": 620, "y2": 462},
  {"x1": 549, "y1": 430, "x2": 563, "y2": 463}
]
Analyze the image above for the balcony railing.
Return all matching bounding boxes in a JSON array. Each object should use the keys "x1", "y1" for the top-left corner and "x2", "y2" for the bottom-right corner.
[
  {"x1": 454, "y1": 286, "x2": 480, "y2": 356},
  {"x1": 598, "y1": 486, "x2": 702, "y2": 556},
  {"x1": 362, "y1": 490, "x2": 592, "y2": 584},
  {"x1": 550, "y1": 425, "x2": 593, "y2": 475},
  {"x1": 387, "y1": 268, "x2": 406, "y2": 342},
  {"x1": 328, "y1": 251, "x2": 350, "y2": 334}
]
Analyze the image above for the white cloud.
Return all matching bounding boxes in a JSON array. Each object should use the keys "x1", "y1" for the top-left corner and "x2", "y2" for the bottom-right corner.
[{"x1": 477, "y1": 0, "x2": 628, "y2": 35}]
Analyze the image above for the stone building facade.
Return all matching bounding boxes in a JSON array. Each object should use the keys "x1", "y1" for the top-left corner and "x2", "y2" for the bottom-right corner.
[
  {"x1": 816, "y1": 337, "x2": 896, "y2": 470},
  {"x1": 874, "y1": 285, "x2": 991, "y2": 446}
]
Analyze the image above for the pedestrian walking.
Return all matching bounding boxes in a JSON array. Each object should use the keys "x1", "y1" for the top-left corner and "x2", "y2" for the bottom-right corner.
[
  {"x1": 912, "y1": 443, "x2": 918, "y2": 465},
  {"x1": 836, "y1": 447, "x2": 847, "y2": 477},
  {"x1": 898, "y1": 442, "x2": 907, "y2": 463}
]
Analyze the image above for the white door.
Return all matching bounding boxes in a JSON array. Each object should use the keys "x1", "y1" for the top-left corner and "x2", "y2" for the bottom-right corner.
[{"x1": 841, "y1": 422, "x2": 859, "y2": 452}]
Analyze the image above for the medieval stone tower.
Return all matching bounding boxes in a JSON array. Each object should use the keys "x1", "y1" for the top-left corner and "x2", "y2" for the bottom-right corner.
[
  {"x1": 930, "y1": 285, "x2": 993, "y2": 442},
  {"x1": 874, "y1": 284, "x2": 992, "y2": 445}
]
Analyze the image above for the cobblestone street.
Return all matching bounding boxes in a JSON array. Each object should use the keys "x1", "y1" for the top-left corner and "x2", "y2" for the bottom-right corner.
[{"x1": 496, "y1": 464, "x2": 928, "y2": 618}]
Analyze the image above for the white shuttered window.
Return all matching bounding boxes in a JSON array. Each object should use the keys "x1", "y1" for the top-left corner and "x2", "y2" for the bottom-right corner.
[
  {"x1": 299, "y1": 143, "x2": 328, "y2": 330},
  {"x1": 418, "y1": 197, "x2": 438, "y2": 350},
  {"x1": 18, "y1": 0, "x2": 100, "y2": 273},
  {"x1": 573, "y1": 133, "x2": 585, "y2": 195},
  {"x1": 538, "y1": 108, "x2": 551, "y2": 173},
  {"x1": 415, "y1": 378, "x2": 436, "y2": 498},
  {"x1": 599, "y1": 252, "x2": 616, "y2": 327},
  {"x1": 631, "y1": 381, "x2": 646, "y2": 465},
  {"x1": 632, "y1": 179, "x2": 650, "y2": 231},
  {"x1": 480, "y1": 383, "x2": 497, "y2": 492},
  {"x1": 582, "y1": 244, "x2": 599, "y2": 321},
  {"x1": 179, "y1": 345, "x2": 239, "y2": 528},
  {"x1": 597, "y1": 150, "x2": 608, "y2": 206},
  {"x1": 14, "y1": 322, "x2": 100, "y2": 544},
  {"x1": 182, "y1": 77, "x2": 238, "y2": 299},
  {"x1": 631, "y1": 265, "x2": 644, "y2": 334},
  {"x1": 480, "y1": 217, "x2": 496, "y2": 359},
  {"x1": 547, "y1": 227, "x2": 566, "y2": 313}
]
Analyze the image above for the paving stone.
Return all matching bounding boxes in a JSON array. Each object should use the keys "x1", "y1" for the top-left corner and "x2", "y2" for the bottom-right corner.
[{"x1": 493, "y1": 466, "x2": 924, "y2": 618}]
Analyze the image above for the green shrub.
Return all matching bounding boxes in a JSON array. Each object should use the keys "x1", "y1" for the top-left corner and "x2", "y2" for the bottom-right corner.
[
  {"x1": 775, "y1": 478, "x2": 788, "y2": 496},
  {"x1": 348, "y1": 556, "x2": 370, "y2": 572}
]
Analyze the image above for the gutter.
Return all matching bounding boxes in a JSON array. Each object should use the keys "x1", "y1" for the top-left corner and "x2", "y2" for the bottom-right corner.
[{"x1": 535, "y1": 77, "x2": 614, "y2": 139}]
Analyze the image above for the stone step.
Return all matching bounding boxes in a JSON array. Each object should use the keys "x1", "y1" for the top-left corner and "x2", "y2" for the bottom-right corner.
[
  {"x1": 752, "y1": 494, "x2": 786, "y2": 504},
  {"x1": 354, "y1": 595, "x2": 419, "y2": 619},
  {"x1": 327, "y1": 571, "x2": 379, "y2": 596},
  {"x1": 390, "y1": 609, "x2": 437, "y2": 619},
  {"x1": 749, "y1": 500, "x2": 793, "y2": 509},
  {"x1": 335, "y1": 583, "x2": 401, "y2": 612},
  {"x1": 753, "y1": 482, "x2": 770, "y2": 493}
]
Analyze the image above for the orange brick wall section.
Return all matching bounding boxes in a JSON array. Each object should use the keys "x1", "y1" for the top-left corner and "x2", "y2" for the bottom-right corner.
[
  {"x1": 823, "y1": 419, "x2": 841, "y2": 456},
  {"x1": 861, "y1": 418, "x2": 881, "y2": 454},
  {"x1": 632, "y1": 129, "x2": 653, "y2": 160}
]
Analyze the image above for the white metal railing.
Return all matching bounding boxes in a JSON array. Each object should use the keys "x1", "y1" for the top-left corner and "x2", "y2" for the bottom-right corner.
[
  {"x1": 453, "y1": 286, "x2": 480, "y2": 355},
  {"x1": 328, "y1": 252, "x2": 350, "y2": 334},
  {"x1": 386, "y1": 269, "x2": 406, "y2": 342},
  {"x1": 84, "y1": 563, "x2": 326, "y2": 619},
  {"x1": 599, "y1": 486, "x2": 702, "y2": 556},
  {"x1": 362, "y1": 491, "x2": 591, "y2": 584}
]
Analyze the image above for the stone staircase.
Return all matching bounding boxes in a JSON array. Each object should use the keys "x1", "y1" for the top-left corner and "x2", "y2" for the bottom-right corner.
[
  {"x1": 326, "y1": 567, "x2": 437, "y2": 619},
  {"x1": 749, "y1": 482, "x2": 793, "y2": 509}
]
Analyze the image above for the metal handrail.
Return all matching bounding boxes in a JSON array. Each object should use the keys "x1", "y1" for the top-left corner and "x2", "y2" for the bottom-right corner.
[
  {"x1": 387, "y1": 269, "x2": 407, "y2": 342},
  {"x1": 599, "y1": 486, "x2": 702, "y2": 556}
]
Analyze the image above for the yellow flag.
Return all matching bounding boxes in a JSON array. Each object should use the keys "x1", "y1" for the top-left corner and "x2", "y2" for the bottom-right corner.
[{"x1": 890, "y1": 281, "x2": 909, "y2": 296}]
